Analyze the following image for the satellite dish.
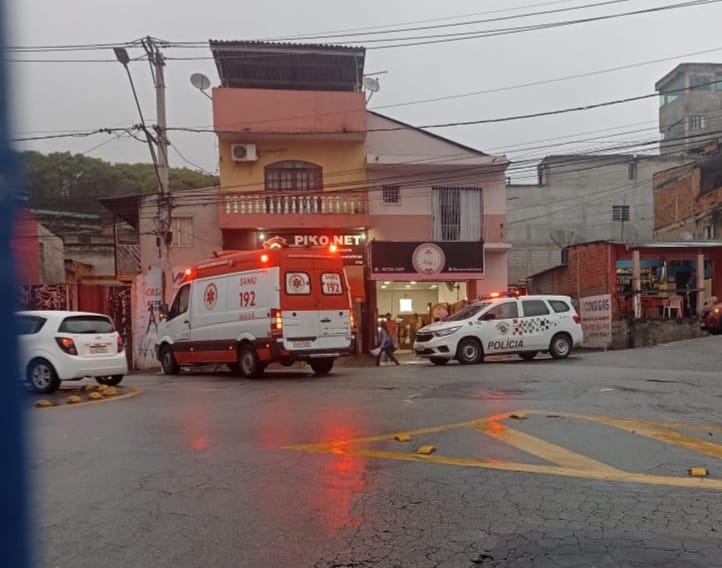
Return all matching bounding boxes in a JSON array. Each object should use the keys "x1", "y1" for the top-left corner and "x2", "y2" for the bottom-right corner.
[
  {"x1": 363, "y1": 76, "x2": 380, "y2": 93},
  {"x1": 190, "y1": 73, "x2": 211, "y2": 91}
]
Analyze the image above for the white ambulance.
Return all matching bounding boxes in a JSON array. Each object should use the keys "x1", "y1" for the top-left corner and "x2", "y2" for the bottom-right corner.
[
  {"x1": 156, "y1": 247, "x2": 354, "y2": 377},
  {"x1": 413, "y1": 294, "x2": 583, "y2": 365}
]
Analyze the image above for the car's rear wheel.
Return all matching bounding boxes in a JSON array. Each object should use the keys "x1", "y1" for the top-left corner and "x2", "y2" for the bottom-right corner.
[
  {"x1": 429, "y1": 357, "x2": 448, "y2": 366},
  {"x1": 96, "y1": 375, "x2": 123, "y2": 386},
  {"x1": 27, "y1": 358, "x2": 60, "y2": 394},
  {"x1": 549, "y1": 333, "x2": 572, "y2": 359},
  {"x1": 456, "y1": 338, "x2": 483, "y2": 365},
  {"x1": 309, "y1": 358, "x2": 334, "y2": 376},
  {"x1": 160, "y1": 345, "x2": 180, "y2": 375},
  {"x1": 519, "y1": 351, "x2": 538, "y2": 361},
  {"x1": 239, "y1": 344, "x2": 263, "y2": 378}
]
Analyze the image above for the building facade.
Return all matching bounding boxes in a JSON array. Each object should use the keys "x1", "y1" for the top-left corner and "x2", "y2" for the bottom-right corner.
[
  {"x1": 102, "y1": 187, "x2": 222, "y2": 368},
  {"x1": 210, "y1": 41, "x2": 509, "y2": 349},
  {"x1": 654, "y1": 148, "x2": 722, "y2": 241},
  {"x1": 507, "y1": 153, "x2": 691, "y2": 284},
  {"x1": 656, "y1": 63, "x2": 722, "y2": 156}
]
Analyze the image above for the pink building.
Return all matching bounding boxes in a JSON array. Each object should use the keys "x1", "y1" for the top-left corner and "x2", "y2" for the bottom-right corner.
[{"x1": 210, "y1": 41, "x2": 510, "y2": 349}]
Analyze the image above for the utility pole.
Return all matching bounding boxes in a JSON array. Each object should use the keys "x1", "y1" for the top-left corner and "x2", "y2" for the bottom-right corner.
[
  {"x1": 142, "y1": 37, "x2": 169, "y2": 198},
  {"x1": 141, "y1": 37, "x2": 172, "y2": 302}
]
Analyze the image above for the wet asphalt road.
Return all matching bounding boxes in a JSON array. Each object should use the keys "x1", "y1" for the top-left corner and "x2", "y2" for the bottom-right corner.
[{"x1": 29, "y1": 336, "x2": 722, "y2": 567}]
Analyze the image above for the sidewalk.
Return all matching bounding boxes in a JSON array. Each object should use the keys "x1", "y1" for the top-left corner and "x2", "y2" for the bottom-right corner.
[{"x1": 336, "y1": 349, "x2": 428, "y2": 368}]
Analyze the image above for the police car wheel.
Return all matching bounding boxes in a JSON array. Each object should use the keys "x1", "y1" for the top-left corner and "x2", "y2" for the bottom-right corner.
[
  {"x1": 429, "y1": 357, "x2": 448, "y2": 366},
  {"x1": 239, "y1": 345, "x2": 261, "y2": 378},
  {"x1": 549, "y1": 334, "x2": 572, "y2": 359},
  {"x1": 519, "y1": 352, "x2": 538, "y2": 361},
  {"x1": 457, "y1": 338, "x2": 483, "y2": 365}
]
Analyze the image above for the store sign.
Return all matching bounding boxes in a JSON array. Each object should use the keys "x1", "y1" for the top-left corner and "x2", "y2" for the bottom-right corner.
[
  {"x1": 579, "y1": 294, "x2": 612, "y2": 349},
  {"x1": 369, "y1": 241, "x2": 484, "y2": 280},
  {"x1": 258, "y1": 231, "x2": 366, "y2": 266}
]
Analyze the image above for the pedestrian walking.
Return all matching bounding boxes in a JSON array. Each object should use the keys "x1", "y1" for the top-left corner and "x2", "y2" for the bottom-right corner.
[
  {"x1": 374, "y1": 321, "x2": 400, "y2": 366},
  {"x1": 384, "y1": 313, "x2": 398, "y2": 347}
]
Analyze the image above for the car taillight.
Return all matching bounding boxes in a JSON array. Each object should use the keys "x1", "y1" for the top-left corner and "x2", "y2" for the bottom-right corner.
[
  {"x1": 271, "y1": 309, "x2": 283, "y2": 338},
  {"x1": 117, "y1": 335, "x2": 125, "y2": 353},
  {"x1": 349, "y1": 311, "x2": 356, "y2": 330},
  {"x1": 55, "y1": 337, "x2": 78, "y2": 355},
  {"x1": 573, "y1": 315, "x2": 581, "y2": 324}
]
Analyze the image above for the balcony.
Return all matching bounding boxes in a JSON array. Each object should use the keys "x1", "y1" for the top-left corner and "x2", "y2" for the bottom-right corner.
[{"x1": 220, "y1": 190, "x2": 370, "y2": 230}]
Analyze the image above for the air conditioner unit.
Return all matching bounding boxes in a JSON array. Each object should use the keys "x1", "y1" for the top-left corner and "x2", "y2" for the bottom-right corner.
[{"x1": 230, "y1": 144, "x2": 257, "y2": 162}]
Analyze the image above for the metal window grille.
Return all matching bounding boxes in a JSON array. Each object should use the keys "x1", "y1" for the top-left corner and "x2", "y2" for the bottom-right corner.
[
  {"x1": 688, "y1": 115, "x2": 705, "y2": 131},
  {"x1": 170, "y1": 217, "x2": 193, "y2": 247},
  {"x1": 382, "y1": 185, "x2": 400, "y2": 204},
  {"x1": 432, "y1": 187, "x2": 482, "y2": 241},
  {"x1": 265, "y1": 161, "x2": 322, "y2": 191},
  {"x1": 612, "y1": 205, "x2": 630, "y2": 222}
]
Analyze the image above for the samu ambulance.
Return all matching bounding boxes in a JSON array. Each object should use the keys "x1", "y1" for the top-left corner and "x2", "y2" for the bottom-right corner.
[{"x1": 156, "y1": 247, "x2": 354, "y2": 377}]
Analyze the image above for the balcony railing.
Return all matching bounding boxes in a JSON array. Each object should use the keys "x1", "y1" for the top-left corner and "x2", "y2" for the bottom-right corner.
[{"x1": 223, "y1": 191, "x2": 367, "y2": 216}]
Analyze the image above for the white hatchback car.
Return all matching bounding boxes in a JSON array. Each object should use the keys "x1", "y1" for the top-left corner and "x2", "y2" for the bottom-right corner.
[
  {"x1": 413, "y1": 295, "x2": 583, "y2": 365},
  {"x1": 17, "y1": 310, "x2": 128, "y2": 393}
]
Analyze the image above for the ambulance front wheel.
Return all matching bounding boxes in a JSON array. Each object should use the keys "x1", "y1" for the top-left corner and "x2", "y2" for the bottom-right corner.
[
  {"x1": 309, "y1": 358, "x2": 334, "y2": 376},
  {"x1": 160, "y1": 345, "x2": 180, "y2": 375},
  {"x1": 239, "y1": 344, "x2": 264, "y2": 378}
]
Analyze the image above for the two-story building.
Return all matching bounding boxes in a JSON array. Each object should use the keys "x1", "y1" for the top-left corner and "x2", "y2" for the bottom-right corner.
[
  {"x1": 210, "y1": 40, "x2": 509, "y2": 349},
  {"x1": 507, "y1": 153, "x2": 690, "y2": 284}
]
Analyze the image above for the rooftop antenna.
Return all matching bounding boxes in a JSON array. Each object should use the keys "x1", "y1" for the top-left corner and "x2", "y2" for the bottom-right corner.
[
  {"x1": 363, "y1": 76, "x2": 381, "y2": 103},
  {"x1": 190, "y1": 73, "x2": 212, "y2": 99}
]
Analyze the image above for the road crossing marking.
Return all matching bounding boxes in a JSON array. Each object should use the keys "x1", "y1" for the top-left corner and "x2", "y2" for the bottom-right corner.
[{"x1": 285, "y1": 411, "x2": 722, "y2": 490}]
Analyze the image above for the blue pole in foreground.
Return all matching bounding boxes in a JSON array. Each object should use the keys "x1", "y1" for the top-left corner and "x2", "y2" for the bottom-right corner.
[{"x1": 0, "y1": 0, "x2": 31, "y2": 565}]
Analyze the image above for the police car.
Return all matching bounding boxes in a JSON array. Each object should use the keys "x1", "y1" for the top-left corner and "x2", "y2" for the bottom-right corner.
[{"x1": 413, "y1": 294, "x2": 583, "y2": 365}]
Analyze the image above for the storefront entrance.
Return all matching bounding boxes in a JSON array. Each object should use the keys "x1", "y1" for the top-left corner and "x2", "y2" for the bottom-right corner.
[{"x1": 375, "y1": 281, "x2": 468, "y2": 348}]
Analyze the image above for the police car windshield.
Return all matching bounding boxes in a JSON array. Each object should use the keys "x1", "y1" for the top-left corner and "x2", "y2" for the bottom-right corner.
[{"x1": 446, "y1": 303, "x2": 491, "y2": 322}]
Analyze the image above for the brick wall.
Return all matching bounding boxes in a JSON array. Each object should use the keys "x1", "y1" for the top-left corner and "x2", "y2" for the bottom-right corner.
[
  {"x1": 528, "y1": 242, "x2": 611, "y2": 301},
  {"x1": 653, "y1": 164, "x2": 697, "y2": 231},
  {"x1": 654, "y1": 161, "x2": 722, "y2": 235},
  {"x1": 567, "y1": 242, "x2": 612, "y2": 299}
]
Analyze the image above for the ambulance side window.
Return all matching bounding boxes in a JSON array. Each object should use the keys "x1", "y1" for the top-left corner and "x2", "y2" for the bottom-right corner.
[
  {"x1": 521, "y1": 300, "x2": 550, "y2": 317},
  {"x1": 321, "y1": 272, "x2": 344, "y2": 295},
  {"x1": 285, "y1": 272, "x2": 311, "y2": 295},
  {"x1": 483, "y1": 301, "x2": 518, "y2": 320},
  {"x1": 168, "y1": 284, "x2": 190, "y2": 320}
]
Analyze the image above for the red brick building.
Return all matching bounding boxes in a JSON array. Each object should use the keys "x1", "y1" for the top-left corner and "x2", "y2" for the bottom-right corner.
[{"x1": 653, "y1": 147, "x2": 722, "y2": 241}]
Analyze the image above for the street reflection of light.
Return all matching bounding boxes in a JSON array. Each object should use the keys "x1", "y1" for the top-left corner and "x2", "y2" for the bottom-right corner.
[
  {"x1": 180, "y1": 392, "x2": 212, "y2": 455},
  {"x1": 311, "y1": 409, "x2": 368, "y2": 534}
]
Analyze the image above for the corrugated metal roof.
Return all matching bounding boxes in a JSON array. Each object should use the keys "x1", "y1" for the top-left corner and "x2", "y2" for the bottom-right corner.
[{"x1": 209, "y1": 39, "x2": 364, "y2": 52}]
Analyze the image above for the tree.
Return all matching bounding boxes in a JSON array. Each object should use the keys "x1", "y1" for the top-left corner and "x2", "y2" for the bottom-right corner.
[{"x1": 19, "y1": 151, "x2": 218, "y2": 215}]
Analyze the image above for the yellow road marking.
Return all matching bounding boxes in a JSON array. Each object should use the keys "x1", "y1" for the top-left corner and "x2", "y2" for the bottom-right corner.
[
  {"x1": 526, "y1": 411, "x2": 722, "y2": 460},
  {"x1": 285, "y1": 410, "x2": 722, "y2": 490},
  {"x1": 473, "y1": 417, "x2": 620, "y2": 473}
]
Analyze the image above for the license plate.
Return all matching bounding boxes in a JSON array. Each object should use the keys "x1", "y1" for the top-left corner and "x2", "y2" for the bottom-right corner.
[
  {"x1": 89, "y1": 345, "x2": 108, "y2": 354},
  {"x1": 292, "y1": 340, "x2": 312, "y2": 348}
]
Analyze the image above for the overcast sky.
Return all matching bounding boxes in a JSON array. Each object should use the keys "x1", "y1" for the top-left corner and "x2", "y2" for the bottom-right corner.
[{"x1": 9, "y1": 0, "x2": 722, "y2": 183}]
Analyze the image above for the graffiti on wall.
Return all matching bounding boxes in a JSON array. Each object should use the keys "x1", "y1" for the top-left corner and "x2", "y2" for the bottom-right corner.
[
  {"x1": 107, "y1": 286, "x2": 133, "y2": 368},
  {"x1": 134, "y1": 267, "x2": 162, "y2": 369},
  {"x1": 18, "y1": 284, "x2": 74, "y2": 311}
]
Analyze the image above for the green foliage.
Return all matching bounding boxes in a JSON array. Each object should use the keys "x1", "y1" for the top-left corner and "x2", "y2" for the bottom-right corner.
[{"x1": 19, "y1": 151, "x2": 218, "y2": 214}]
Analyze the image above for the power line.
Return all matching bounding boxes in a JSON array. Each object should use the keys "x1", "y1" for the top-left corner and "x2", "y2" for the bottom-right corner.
[{"x1": 265, "y1": 0, "x2": 637, "y2": 42}]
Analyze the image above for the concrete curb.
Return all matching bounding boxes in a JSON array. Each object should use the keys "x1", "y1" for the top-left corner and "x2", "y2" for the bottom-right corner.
[{"x1": 33, "y1": 387, "x2": 142, "y2": 409}]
